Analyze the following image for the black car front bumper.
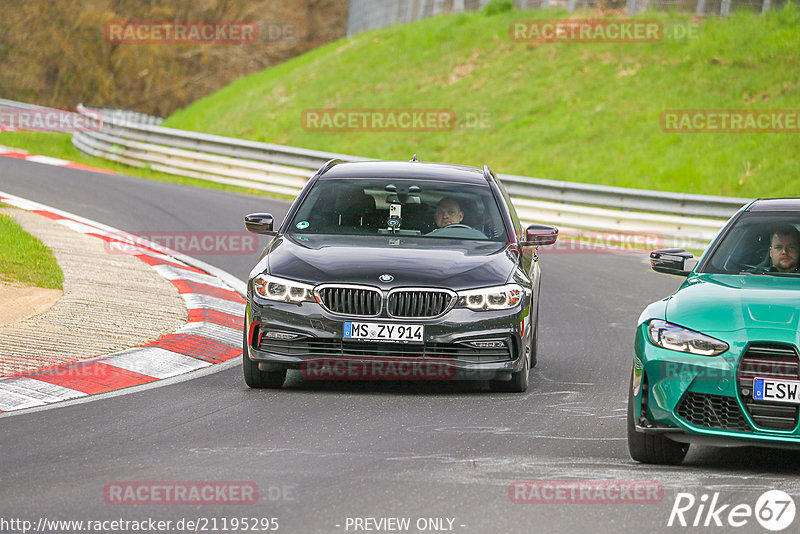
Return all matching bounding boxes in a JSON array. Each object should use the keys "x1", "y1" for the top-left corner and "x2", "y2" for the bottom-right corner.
[{"x1": 245, "y1": 296, "x2": 529, "y2": 381}]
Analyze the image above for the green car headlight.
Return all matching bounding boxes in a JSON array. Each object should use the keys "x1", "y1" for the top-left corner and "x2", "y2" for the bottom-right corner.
[
  {"x1": 647, "y1": 319, "x2": 728, "y2": 356},
  {"x1": 253, "y1": 274, "x2": 316, "y2": 303}
]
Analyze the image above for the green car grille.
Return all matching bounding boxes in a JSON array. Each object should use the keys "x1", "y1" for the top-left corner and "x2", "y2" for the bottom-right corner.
[
  {"x1": 737, "y1": 343, "x2": 800, "y2": 431},
  {"x1": 676, "y1": 392, "x2": 752, "y2": 432}
]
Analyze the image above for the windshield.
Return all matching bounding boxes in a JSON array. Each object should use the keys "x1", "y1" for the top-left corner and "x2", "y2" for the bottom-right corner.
[
  {"x1": 287, "y1": 178, "x2": 507, "y2": 241},
  {"x1": 702, "y1": 211, "x2": 800, "y2": 276}
]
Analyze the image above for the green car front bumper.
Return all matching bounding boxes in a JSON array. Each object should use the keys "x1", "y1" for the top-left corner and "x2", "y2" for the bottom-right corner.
[{"x1": 632, "y1": 323, "x2": 800, "y2": 449}]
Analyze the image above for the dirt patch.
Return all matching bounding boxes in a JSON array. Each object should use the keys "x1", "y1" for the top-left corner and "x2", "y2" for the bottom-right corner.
[{"x1": 0, "y1": 282, "x2": 62, "y2": 326}]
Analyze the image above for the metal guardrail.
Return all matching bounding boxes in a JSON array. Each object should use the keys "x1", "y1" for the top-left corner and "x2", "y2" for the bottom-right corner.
[
  {"x1": 1, "y1": 99, "x2": 753, "y2": 249},
  {"x1": 0, "y1": 98, "x2": 45, "y2": 110},
  {"x1": 86, "y1": 107, "x2": 164, "y2": 127},
  {"x1": 499, "y1": 175, "x2": 748, "y2": 219},
  {"x1": 75, "y1": 104, "x2": 370, "y2": 169}
]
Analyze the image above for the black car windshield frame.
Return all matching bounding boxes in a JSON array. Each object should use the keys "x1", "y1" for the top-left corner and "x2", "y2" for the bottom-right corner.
[{"x1": 286, "y1": 178, "x2": 507, "y2": 241}]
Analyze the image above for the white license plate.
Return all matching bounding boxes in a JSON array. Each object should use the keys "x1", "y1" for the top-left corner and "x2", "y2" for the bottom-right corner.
[
  {"x1": 343, "y1": 322, "x2": 423, "y2": 343},
  {"x1": 753, "y1": 377, "x2": 800, "y2": 405}
]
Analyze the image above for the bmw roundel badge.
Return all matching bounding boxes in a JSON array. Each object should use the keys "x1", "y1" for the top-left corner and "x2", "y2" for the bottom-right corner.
[{"x1": 379, "y1": 274, "x2": 394, "y2": 283}]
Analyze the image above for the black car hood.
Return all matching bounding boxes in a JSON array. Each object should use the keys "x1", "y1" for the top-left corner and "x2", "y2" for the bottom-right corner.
[{"x1": 266, "y1": 234, "x2": 516, "y2": 290}]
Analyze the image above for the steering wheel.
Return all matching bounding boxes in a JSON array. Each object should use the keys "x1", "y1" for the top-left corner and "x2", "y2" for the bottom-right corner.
[
  {"x1": 739, "y1": 263, "x2": 769, "y2": 274},
  {"x1": 426, "y1": 223, "x2": 474, "y2": 236}
]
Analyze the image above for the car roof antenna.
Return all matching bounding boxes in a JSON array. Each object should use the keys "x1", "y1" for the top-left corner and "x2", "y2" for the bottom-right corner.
[{"x1": 410, "y1": 154, "x2": 418, "y2": 162}]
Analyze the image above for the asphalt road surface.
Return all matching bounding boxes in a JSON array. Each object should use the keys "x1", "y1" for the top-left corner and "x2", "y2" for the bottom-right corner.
[{"x1": 2, "y1": 158, "x2": 800, "y2": 534}]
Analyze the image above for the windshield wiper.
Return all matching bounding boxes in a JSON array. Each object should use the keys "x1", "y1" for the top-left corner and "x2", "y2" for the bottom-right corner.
[{"x1": 738, "y1": 269, "x2": 800, "y2": 277}]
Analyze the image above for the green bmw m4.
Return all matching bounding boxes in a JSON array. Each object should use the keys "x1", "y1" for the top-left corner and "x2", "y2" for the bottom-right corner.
[{"x1": 629, "y1": 198, "x2": 800, "y2": 464}]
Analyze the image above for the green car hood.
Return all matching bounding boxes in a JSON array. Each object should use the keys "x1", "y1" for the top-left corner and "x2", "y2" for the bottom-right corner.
[{"x1": 665, "y1": 273, "x2": 800, "y2": 334}]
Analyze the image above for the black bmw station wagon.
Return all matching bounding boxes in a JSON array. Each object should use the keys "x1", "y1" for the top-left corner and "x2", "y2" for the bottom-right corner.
[{"x1": 243, "y1": 159, "x2": 558, "y2": 392}]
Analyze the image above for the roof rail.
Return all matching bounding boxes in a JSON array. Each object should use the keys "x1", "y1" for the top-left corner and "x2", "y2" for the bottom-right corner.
[
  {"x1": 317, "y1": 158, "x2": 343, "y2": 177},
  {"x1": 483, "y1": 164, "x2": 495, "y2": 184}
]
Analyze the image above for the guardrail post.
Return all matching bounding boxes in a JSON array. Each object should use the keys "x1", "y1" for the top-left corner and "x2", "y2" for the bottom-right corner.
[
  {"x1": 416, "y1": 0, "x2": 429, "y2": 20},
  {"x1": 695, "y1": 0, "x2": 706, "y2": 15},
  {"x1": 761, "y1": 0, "x2": 771, "y2": 12},
  {"x1": 720, "y1": 0, "x2": 731, "y2": 15}
]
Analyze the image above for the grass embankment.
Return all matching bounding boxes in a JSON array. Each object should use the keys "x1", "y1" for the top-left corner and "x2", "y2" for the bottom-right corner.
[
  {"x1": 164, "y1": 5, "x2": 800, "y2": 198},
  {"x1": 0, "y1": 205, "x2": 63, "y2": 289},
  {"x1": 4, "y1": 6, "x2": 800, "y2": 198}
]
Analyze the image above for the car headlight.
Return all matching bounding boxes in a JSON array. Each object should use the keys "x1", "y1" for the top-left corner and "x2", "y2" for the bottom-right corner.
[
  {"x1": 253, "y1": 274, "x2": 316, "y2": 303},
  {"x1": 647, "y1": 320, "x2": 728, "y2": 356},
  {"x1": 456, "y1": 284, "x2": 526, "y2": 311}
]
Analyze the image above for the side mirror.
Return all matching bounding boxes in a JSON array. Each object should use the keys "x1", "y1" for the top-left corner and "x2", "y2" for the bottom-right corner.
[
  {"x1": 245, "y1": 213, "x2": 276, "y2": 235},
  {"x1": 523, "y1": 224, "x2": 559, "y2": 246},
  {"x1": 650, "y1": 248, "x2": 695, "y2": 276}
]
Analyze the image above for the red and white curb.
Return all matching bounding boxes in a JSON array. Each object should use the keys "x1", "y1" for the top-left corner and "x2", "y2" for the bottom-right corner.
[
  {"x1": 0, "y1": 192, "x2": 246, "y2": 413},
  {"x1": 0, "y1": 144, "x2": 114, "y2": 174}
]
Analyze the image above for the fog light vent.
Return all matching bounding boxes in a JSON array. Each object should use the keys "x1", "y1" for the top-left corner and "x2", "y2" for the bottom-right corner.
[
  {"x1": 468, "y1": 340, "x2": 506, "y2": 349},
  {"x1": 263, "y1": 331, "x2": 299, "y2": 341}
]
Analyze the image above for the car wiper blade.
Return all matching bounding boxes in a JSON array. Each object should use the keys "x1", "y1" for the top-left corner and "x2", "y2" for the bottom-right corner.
[{"x1": 740, "y1": 269, "x2": 800, "y2": 277}]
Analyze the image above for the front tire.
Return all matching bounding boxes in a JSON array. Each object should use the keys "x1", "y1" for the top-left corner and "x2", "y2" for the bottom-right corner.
[
  {"x1": 243, "y1": 328, "x2": 286, "y2": 389},
  {"x1": 490, "y1": 348, "x2": 529, "y2": 393},
  {"x1": 627, "y1": 374, "x2": 688, "y2": 465}
]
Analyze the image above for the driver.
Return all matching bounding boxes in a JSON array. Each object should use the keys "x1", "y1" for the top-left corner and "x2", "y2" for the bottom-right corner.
[
  {"x1": 434, "y1": 197, "x2": 465, "y2": 228},
  {"x1": 767, "y1": 224, "x2": 800, "y2": 272}
]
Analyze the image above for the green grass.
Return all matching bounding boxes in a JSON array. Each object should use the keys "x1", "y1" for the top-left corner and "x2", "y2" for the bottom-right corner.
[
  {"x1": 0, "y1": 132, "x2": 282, "y2": 198},
  {"x1": 3, "y1": 6, "x2": 798, "y2": 199},
  {"x1": 159, "y1": 5, "x2": 800, "y2": 198},
  {"x1": 0, "y1": 208, "x2": 63, "y2": 289}
]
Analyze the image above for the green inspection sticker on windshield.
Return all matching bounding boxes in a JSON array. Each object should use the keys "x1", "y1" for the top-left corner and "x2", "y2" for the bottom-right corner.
[{"x1": 296, "y1": 221, "x2": 310, "y2": 230}]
